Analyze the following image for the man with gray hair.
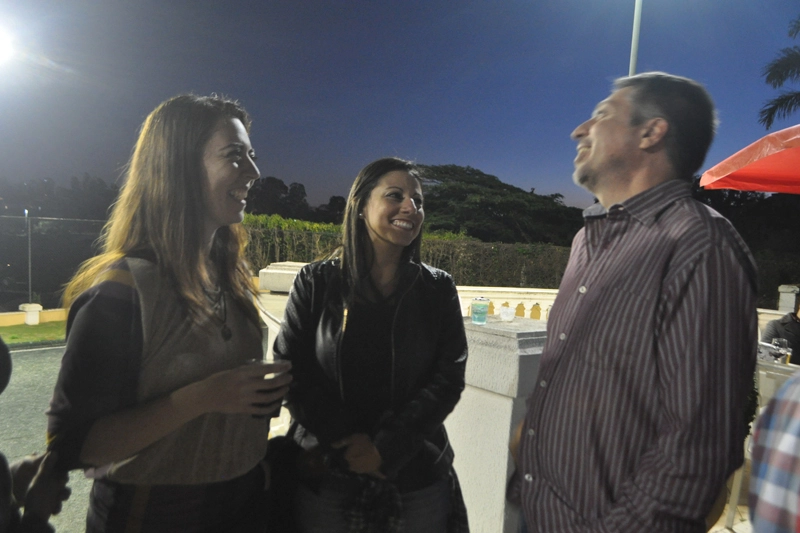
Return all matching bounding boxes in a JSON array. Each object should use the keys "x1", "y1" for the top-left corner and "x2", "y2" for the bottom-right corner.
[{"x1": 510, "y1": 72, "x2": 758, "y2": 532}]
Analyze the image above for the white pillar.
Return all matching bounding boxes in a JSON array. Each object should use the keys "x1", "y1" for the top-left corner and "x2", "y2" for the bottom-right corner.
[
  {"x1": 18, "y1": 303, "x2": 43, "y2": 325},
  {"x1": 445, "y1": 317, "x2": 546, "y2": 533},
  {"x1": 778, "y1": 285, "x2": 799, "y2": 313},
  {"x1": 259, "y1": 261, "x2": 307, "y2": 293}
]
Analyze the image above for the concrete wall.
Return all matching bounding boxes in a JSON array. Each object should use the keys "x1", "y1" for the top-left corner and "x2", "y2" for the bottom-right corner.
[
  {"x1": 259, "y1": 262, "x2": 781, "y2": 326},
  {"x1": 445, "y1": 317, "x2": 546, "y2": 533}
]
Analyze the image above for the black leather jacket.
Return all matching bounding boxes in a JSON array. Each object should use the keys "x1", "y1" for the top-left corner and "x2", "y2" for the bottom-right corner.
[{"x1": 273, "y1": 259, "x2": 468, "y2": 479}]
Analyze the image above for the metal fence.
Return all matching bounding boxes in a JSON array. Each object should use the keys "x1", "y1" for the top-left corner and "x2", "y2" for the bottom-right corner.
[
  {"x1": 0, "y1": 216, "x2": 105, "y2": 312},
  {"x1": 0, "y1": 216, "x2": 573, "y2": 313}
]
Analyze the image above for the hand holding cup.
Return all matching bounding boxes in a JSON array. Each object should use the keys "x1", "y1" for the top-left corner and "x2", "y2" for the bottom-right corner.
[
  {"x1": 249, "y1": 359, "x2": 292, "y2": 418},
  {"x1": 198, "y1": 360, "x2": 292, "y2": 417}
]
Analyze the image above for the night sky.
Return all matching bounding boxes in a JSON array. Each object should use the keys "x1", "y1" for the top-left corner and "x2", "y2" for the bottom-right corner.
[{"x1": 1, "y1": 0, "x2": 798, "y2": 209}]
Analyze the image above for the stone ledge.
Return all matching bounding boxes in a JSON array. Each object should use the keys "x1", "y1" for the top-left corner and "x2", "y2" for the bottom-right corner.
[
  {"x1": 463, "y1": 316, "x2": 547, "y2": 398},
  {"x1": 258, "y1": 261, "x2": 307, "y2": 293}
]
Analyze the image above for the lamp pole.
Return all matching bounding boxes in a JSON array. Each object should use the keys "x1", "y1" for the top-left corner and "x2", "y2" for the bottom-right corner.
[
  {"x1": 25, "y1": 208, "x2": 31, "y2": 303},
  {"x1": 629, "y1": 0, "x2": 643, "y2": 76}
]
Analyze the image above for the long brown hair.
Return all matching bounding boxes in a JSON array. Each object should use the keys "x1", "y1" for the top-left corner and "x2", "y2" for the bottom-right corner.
[
  {"x1": 63, "y1": 94, "x2": 257, "y2": 320},
  {"x1": 335, "y1": 157, "x2": 423, "y2": 304}
]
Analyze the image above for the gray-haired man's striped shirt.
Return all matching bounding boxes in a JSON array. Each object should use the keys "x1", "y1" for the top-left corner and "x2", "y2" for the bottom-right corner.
[{"x1": 513, "y1": 179, "x2": 758, "y2": 532}]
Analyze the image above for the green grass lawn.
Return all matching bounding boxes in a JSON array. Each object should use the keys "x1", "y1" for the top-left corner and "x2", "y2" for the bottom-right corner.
[{"x1": 0, "y1": 321, "x2": 66, "y2": 346}]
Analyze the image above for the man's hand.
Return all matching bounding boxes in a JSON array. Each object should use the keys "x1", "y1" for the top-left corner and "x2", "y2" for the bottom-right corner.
[
  {"x1": 510, "y1": 419, "x2": 524, "y2": 467},
  {"x1": 332, "y1": 433, "x2": 384, "y2": 478}
]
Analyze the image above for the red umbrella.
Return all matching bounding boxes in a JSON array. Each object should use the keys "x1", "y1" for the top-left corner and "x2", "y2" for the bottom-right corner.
[{"x1": 700, "y1": 124, "x2": 800, "y2": 194}]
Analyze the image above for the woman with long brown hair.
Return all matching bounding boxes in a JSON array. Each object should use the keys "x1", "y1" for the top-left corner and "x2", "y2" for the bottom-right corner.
[
  {"x1": 275, "y1": 157, "x2": 469, "y2": 533},
  {"x1": 47, "y1": 94, "x2": 291, "y2": 532}
]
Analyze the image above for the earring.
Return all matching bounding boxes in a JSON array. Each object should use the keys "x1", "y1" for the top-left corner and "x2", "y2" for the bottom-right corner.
[{"x1": 358, "y1": 213, "x2": 364, "y2": 219}]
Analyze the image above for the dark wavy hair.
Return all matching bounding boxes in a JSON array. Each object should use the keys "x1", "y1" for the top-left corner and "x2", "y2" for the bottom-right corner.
[{"x1": 334, "y1": 157, "x2": 423, "y2": 303}]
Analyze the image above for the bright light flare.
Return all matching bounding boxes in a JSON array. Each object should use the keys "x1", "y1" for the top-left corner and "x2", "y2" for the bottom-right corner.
[{"x1": 0, "y1": 28, "x2": 14, "y2": 64}]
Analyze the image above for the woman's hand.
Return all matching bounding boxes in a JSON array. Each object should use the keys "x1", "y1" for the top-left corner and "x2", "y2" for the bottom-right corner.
[
  {"x1": 193, "y1": 361, "x2": 292, "y2": 417},
  {"x1": 332, "y1": 433, "x2": 384, "y2": 478},
  {"x1": 18, "y1": 452, "x2": 71, "y2": 520},
  {"x1": 10, "y1": 454, "x2": 42, "y2": 506},
  {"x1": 79, "y1": 360, "x2": 292, "y2": 466}
]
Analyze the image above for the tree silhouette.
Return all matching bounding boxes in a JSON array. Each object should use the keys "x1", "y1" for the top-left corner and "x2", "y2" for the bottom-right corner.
[
  {"x1": 246, "y1": 176, "x2": 289, "y2": 215},
  {"x1": 313, "y1": 195, "x2": 346, "y2": 224},
  {"x1": 759, "y1": 14, "x2": 800, "y2": 129},
  {"x1": 284, "y1": 182, "x2": 310, "y2": 219}
]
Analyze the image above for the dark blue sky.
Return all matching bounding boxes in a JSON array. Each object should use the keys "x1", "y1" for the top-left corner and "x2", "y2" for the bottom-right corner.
[{"x1": 1, "y1": 0, "x2": 798, "y2": 208}]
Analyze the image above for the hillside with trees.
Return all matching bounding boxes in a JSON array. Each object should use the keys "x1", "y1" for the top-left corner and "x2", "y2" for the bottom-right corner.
[{"x1": 419, "y1": 164, "x2": 583, "y2": 246}]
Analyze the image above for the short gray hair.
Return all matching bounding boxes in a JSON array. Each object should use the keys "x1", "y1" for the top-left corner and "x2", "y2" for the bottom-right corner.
[{"x1": 614, "y1": 72, "x2": 718, "y2": 180}]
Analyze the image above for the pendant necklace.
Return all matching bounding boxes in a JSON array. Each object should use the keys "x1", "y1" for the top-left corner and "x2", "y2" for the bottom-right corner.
[
  {"x1": 206, "y1": 286, "x2": 232, "y2": 341},
  {"x1": 219, "y1": 291, "x2": 232, "y2": 341}
]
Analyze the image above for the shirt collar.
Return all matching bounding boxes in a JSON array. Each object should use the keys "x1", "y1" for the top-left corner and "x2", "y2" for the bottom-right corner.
[{"x1": 582, "y1": 179, "x2": 692, "y2": 226}]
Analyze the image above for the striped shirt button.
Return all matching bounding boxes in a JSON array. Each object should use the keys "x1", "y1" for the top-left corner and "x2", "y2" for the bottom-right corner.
[
  {"x1": 559, "y1": 333, "x2": 566, "y2": 340},
  {"x1": 540, "y1": 380, "x2": 547, "y2": 388},
  {"x1": 524, "y1": 474, "x2": 533, "y2": 482},
  {"x1": 528, "y1": 428, "x2": 535, "y2": 436},
  {"x1": 579, "y1": 286, "x2": 587, "y2": 294}
]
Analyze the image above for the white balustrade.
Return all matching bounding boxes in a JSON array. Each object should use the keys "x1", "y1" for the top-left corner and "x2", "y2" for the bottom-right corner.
[
  {"x1": 257, "y1": 261, "x2": 784, "y2": 329},
  {"x1": 456, "y1": 286, "x2": 558, "y2": 321}
]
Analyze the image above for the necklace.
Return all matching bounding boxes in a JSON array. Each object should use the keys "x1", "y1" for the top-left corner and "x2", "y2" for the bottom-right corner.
[
  {"x1": 219, "y1": 292, "x2": 232, "y2": 341},
  {"x1": 205, "y1": 286, "x2": 232, "y2": 341}
]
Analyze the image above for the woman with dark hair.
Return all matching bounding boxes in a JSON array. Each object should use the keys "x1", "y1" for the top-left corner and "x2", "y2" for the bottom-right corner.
[
  {"x1": 274, "y1": 157, "x2": 469, "y2": 533},
  {"x1": 46, "y1": 94, "x2": 291, "y2": 532}
]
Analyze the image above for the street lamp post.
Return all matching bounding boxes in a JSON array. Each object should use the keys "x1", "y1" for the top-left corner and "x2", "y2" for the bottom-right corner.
[
  {"x1": 25, "y1": 208, "x2": 31, "y2": 303},
  {"x1": 19, "y1": 208, "x2": 42, "y2": 325},
  {"x1": 629, "y1": 0, "x2": 643, "y2": 76}
]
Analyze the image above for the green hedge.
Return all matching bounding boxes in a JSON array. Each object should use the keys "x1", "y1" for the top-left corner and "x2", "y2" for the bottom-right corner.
[
  {"x1": 243, "y1": 214, "x2": 799, "y2": 302},
  {"x1": 243, "y1": 214, "x2": 340, "y2": 266},
  {"x1": 421, "y1": 240, "x2": 570, "y2": 289},
  {"x1": 242, "y1": 214, "x2": 570, "y2": 289}
]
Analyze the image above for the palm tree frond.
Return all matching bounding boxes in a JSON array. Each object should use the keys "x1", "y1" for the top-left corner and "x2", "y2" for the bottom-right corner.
[
  {"x1": 789, "y1": 15, "x2": 800, "y2": 38},
  {"x1": 759, "y1": 91, "x2": 800, "y2": 129},
  {"x1": 762, "y1": 47, "x2": 800, "y2": 88}
]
